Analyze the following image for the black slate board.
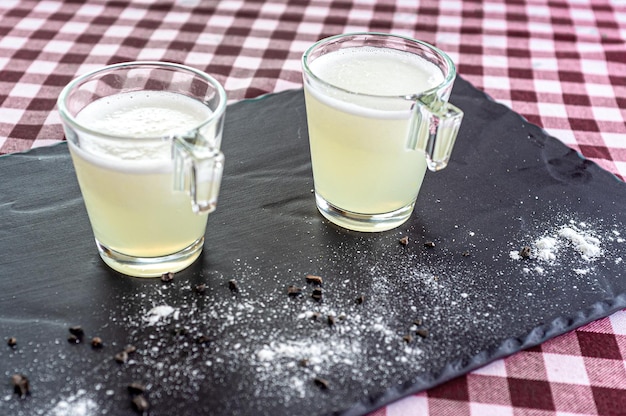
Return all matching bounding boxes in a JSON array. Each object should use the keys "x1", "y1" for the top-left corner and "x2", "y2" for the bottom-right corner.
[{"x1": 1, "y1": 78, "x2": 626, "y2": 416}]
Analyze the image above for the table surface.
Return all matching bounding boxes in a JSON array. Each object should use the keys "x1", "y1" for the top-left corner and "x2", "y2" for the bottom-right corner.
[{"x1": 1, "y1": 0, "x2": 625, "y2": 415}]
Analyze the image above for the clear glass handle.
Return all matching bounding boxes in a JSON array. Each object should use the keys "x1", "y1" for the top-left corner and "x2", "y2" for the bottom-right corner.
[
  {"x1": 172, "y1": 134, "x2": 224, "y2": 214},
  {"x1": 409, "y1": 100, "x2": 464, "y2": 171}
]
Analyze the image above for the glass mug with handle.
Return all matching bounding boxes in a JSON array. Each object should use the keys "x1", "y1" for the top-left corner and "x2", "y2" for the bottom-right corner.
[
  {"x1": 58, "y1": 62, "x2": 226, "y2": 277},
  {"x1": 302, "y1": 32, "x2": 464, "y2": 232}
]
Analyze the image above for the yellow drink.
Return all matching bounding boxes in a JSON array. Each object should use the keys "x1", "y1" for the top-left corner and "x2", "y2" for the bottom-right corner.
[
  {"x1": 69, "y1": 146, "x2": 208, "y2": 257},
  {"x1": 70, "y1": 91, "x2": 213, "y2": 276},
  {"x1": 304, "y1": 90, "x2": 427, "y2": 214},
  {"x1": 304, "y1": 46, "x2": 445, "y2": 231}
]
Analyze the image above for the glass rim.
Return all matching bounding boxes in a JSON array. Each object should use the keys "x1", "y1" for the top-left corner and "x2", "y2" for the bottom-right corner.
[
  {"x1": 301, "y1": 32, "x2": 457, "y2": 101},
  {"x1": 57, "y1": 61, "x2": 228, "y2": 141}
]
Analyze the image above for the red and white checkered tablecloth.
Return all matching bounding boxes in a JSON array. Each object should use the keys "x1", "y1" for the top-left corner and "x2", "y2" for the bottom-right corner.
[{"x1": 1, "y1": 0, "x2": 625, "y2": 414}]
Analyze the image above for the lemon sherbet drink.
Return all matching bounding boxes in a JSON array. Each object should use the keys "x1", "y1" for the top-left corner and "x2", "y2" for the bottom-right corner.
[
  {"x1": 59, "y1": 62, "x2": 226, "y2": 277},
  {"x1": 71, "y1": 91, "x2": 211, "y2": 258},
  {"x1": 305, "y1": 47, "x2": 443, "y2": 215},
  {"x1": 302, "y1": 33, "x2": 462, "y2": 232}
]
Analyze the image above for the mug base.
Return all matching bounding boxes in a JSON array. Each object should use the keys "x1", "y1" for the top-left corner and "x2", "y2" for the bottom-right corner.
[
  {"x1": 95, "y1": 237, "x2": 204, "y2": 278},
  {"x1": 315, "y1": 193, "x2": 414, "y2": 232}
]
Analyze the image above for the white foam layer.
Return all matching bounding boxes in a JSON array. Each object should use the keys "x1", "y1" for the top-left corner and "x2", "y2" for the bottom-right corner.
[
  {"x1": 307, "y1": 47, "x2": 444, "y2": 119},
  {"x1": 70, "y1": 91, "x2": 213, "y2": 174},
  {"x1": 68, "y1": 139, "x2": 172, "y2": 174},
  {"x1": 77, "y1": 90, "x2": 212, "y2": 140},
  {"x1": 310, "y1": 46, "x2": 444, "y2": 96}
]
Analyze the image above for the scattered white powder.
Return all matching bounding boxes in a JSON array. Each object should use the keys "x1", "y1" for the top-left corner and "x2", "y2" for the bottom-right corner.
[
  {"x1": 145, "y1": 305, "x2": 178, "y2": 325},
  {"x1": 535, "y1": 236, "x2": 558, "y2": 261},
  {"x1": 257, "y1": 348, "x2": 277, "y2": 361},
  {"x1": 82, "y1": 241, "x2": 494, "y2": 414},
  {"x1": 508, "y1": 218, "x2": 625, "y2": 282},
  {"x1": 511, "y1": 222, "x2": 605, "y2": 264},
  {"x1": 558, "y1": 226, "x2": 602, "y2": 260},
  {"x1": 256, "y1": 339, "x2": 359, "y2": 368},
  {"x1": 6, "y1": 215, "x2": 622, "y2": 415},
  {"x1": 50, "y1": 390, "x2": 98, "y2": 416}
]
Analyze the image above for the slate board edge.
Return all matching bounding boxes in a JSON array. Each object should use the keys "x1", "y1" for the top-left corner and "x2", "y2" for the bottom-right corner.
[
  {"x1": 328, "y1": 74, "x2": 626, "y2": 415},
  {"x1": 451, "y1": 76, "x2": 624, "y2": 185},
  {"x1": 337, "y1": 292, "x2": 626, "y2": 416}
]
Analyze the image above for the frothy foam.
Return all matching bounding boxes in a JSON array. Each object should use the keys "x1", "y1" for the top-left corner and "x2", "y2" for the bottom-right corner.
[
  {"x1": 76, "y1": 91, "x2": 212, "y2": 139},
  {"x1": 71, "y1": 91, "x2": 214, "y2": 173},
  {"x1": 307, "y1": 46, "x2": 445, "y2": 117},
  {"x1": 309, "y1": 46, "x2": 444, "y2": 96}
]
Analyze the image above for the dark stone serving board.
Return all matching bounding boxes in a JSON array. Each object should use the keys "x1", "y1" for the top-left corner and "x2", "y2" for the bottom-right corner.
[{"x1": 1, "y1": 78, "x2": 625, "y2": 416}]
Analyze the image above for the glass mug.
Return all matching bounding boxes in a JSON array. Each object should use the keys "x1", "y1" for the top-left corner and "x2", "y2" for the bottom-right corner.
[
  {"x1": 58, "y1": 62, "x2": 226, "y2": 277},
  {"x1": 302, "y1": 33, "x2": 464, "y2": 232}
]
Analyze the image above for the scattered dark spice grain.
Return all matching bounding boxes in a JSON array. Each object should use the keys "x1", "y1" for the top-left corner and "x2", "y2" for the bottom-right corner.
[
  {"x1": 196, "y1": 335, "x2": 210, "y2": 344},
  {"x1": 416, "y1": 328, "x2": 429, "y2": 338},
  {"x1": 7, "y1": 337, "x2": 17, "y2": 347},
  {"x1": 127, "y1": 382, "x2": 146, "y2": 395},
  {"x1": 313, "y1": 377, "x2": 329, "y2": 390},
  {"x1": 91, "y1": 336, "x2": 103, "y2": 349},
  {"x1": 287, "y1": 285, "x2": 303, "y2": 297},
  {"x1": 228, "y1": 279, "x2": 239, "y2": 293},
  {"x1": 131, "y1": 394, "x2": 150, "y2": 413},
  {"x1": 424, "y1": 241, "x2": 436, "y2": 248},
  {"x1": 68, "y1": 326, "x2": 84, "y2": 338},
  {"x1": 67, "y1": 335, "x2": 81, "y2": 344},
  {"x1": 115, "y1": 351, "x2": 129, "y2": 364},
  {"x1": 462, "y1": 250, "x2": 471, "y2": 257},
  {"x1": 11, "y1": 374, "x2": 29, "y2": 397},
  {"x1": 356, "y1": 295, "x2": 365, "y2": 305},
  {"x1": 311, "y1": 312, "x2": 321, "y2": 320},
  {"x1": 403, "y1": 334, "x2": 413, "y2": 343},
  {"x1": 311, "y1": 288, "x2": 323, "y2": 302},
  {"x1": 519, "y1": 246, "x2": 532, "y2": 259},
  {"x1": 299, "y1": 359, "x2": 309, "y2": 367},
  {"x1": 399, "y1": 236, "x2": 409, "y2": 246},
  {"x1": 194, "y1": 283, "x2": 207, "y2": 294},
  {"x1": 327, "y1": 315, "x2": 335, "y2": 326},
  {"x1": 161, "y1": 272, "x2": 175, "y2": 283},
  {"x1": 305, "y1": 274, "x2": 323, "y2": 285}
]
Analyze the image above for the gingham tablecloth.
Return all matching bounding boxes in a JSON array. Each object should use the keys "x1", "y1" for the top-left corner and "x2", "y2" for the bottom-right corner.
[{"x1": 1, "y1": 0, "x2": 625, "y2": 414}]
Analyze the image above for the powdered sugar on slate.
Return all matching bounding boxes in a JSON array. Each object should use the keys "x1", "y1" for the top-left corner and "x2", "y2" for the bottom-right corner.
[
  {"x1": 509, "y1": 220, "x2": 608, "y2": 262},
  {"x1": 144, "y1": 305, "x2": 178, "y2": 325},
  {"x1": 558, "y1": 225, "x2": 602, "y2": 260},
  {"x1": 7, "y1": 212, "x2": 624, "y2": 416},
  {"x1": 509, "y1": 219, "x2": 621, "y2": 273},
  {"x1": 91, "y1": 238, "x2": 504, "y2": 413},
  {"x1": 49, "y1": 390, "x2": 98, "y2": 416}
]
